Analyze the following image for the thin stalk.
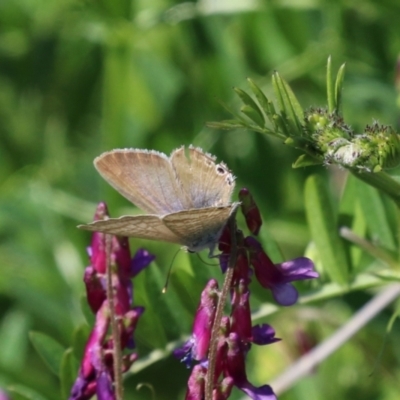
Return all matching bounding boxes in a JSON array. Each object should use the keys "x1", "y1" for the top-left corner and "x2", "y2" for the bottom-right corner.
[
  {"x1": 105, "y1": 234, "x2": 124, "y2": 400},
  {"x1": 351, "y1": 170, "x2": 400, "y2": 208},
  {"x1": 205, "y1": 217, "x2": 238, "y2": 400},
  {"x1": 340, "y1": 227, "x2": 399, "y2": 269},
  {"x1": 268, "y1": 284, "x2": 400, "y2": 395}
]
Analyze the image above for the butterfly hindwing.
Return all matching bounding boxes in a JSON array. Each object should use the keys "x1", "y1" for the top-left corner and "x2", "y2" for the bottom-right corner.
[
  {"x1": 78, "y1": 215, "x2": 183, "y2": 244},
  {"x1": 162, "y1": 203, "x2": 240, "y2": 250}
]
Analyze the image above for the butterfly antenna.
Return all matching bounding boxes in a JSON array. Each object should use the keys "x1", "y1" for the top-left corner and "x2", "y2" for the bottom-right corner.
[{"x1": 162, "y1": 248, "x2": 181, "y2": 293}]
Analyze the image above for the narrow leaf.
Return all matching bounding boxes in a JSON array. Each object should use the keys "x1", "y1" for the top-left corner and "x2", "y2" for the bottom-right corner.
[
  {"x1": 60, "y1": 348, "x2": 79, "y2": 399},
  {"x1": 0, "y1": 309, "x2": 30, "y2": 370},
  {"x1": 29, "y1": 331, "x2": 65, "y2": 376},
  {"x1": 305, "y1": 175, "x2": 349, "y2": 284},
  {"x1": 292, "y1": 154, "x2": 322, "y2": 168},
  {"x1": 272, "y1": 72, "x2": 303, "y2": 133},
  {"x1": 7, "y1": 385, "x2": 50, "y2": 400},
  {"x1": 217, "y1": 99, "x2": 249, "y2": 124},
  {"x1": 280, "y1": 76, "x2": 304, "y2": 127},
  {"x1": 234, "y1": 87, "x2": 265, "y2": 125},
  {"x1": 326, "y1": 56, "x2": 335, "y2": 113},
  {"x1": 206, "y1": 120, "x2": 245, "y2": 130},
  {"x1": 273, "y1": 114, "x2": 290, "y2": 137},
  {"x1": 356, "y1": 181, "x2": 396, "y2": 251},
  {"x1": 240, "y1": 105, "x2": 265, "y2": 127},
  {"x1": 71, "y1": 323, "x2": 91, "y2": 361},
  {"x1": 272, "y1": 72, "x2": 286, "y2": 113},
  {"x1": 334, "y1": 63, "x2": 346, "y2": 113},
  {"x1": 247, "y1": 78, "x2": 271, "y2": 116}
]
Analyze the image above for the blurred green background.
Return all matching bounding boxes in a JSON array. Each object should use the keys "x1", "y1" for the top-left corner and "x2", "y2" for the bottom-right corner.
[{"x1": 1, "y1": 0, "x2": 400, "y2": 399}]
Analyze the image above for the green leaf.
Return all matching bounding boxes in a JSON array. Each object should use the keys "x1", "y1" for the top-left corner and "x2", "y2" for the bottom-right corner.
[
  {"x1": 234, "y1": 87, "x2": 265, "y2": 125},
  {"x1": 71, "y1": 323, "x2": 91, "y2": 361},
  {"x1": 279, "y1": 75, "x2": 304, "y2": 126},
  {"x1": 271, "y1": 72, "x2": 286, "y2": 115},
  {"x1": 326, "y1": 56, "x2": 334, "y2": 113},
  {"x1": 29, "y1": 331, "x2": 65, "y2": 376},
  {"x1": 271, "y1": 72, "x2": 303, "y2": 132},
  {"x1": 240, "y1": 105, "x2": 264, "y2": 127},
  {"x1": 80, "y1": 294, "x2": 94, "y2": 326},
  {"x1": 0, "y1": 309, "x2": 30, "y2": 370},
  {"x1": 60, "y1": 348, "x2": 79, "y2": 399},
  {"x1": 206, "y1": 120, "x2": 245, "y2": 130},
  {"x1": 273, "y1": 113, "x2": 290, "y2": 137},
  {"x1": 247, "y1": 78, "x2": 274, "y2": 124},
  {"x1": 356, "y1": 180, "x2": 396, "y2": 251},
  {"x1": 292, "y1": 154, "x2": 322, "y2": 168},
  {"x1": 217, "y1": 99, "x2": 249, "y2": 124},
  {"x1": 334, "y1": 63, "x2": 346, "y2": 113},
  {"x1": 340, "y1": 175, "x2": 390, "y2": 270},
  {"x1": 7, "y1": 385, "x2": 50, "y2": 400},
  {"x1": 305, "y1": 175, "x2": 349, "y2": 284}
]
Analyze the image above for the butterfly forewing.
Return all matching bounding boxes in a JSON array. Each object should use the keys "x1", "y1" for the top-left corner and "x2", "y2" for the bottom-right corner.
[
  {"x1": 95, "y1": 150, "x2": 189, "y2": 214},
  {"x1": 78, "y1": 215, "x2": 183, "y2": 244}
]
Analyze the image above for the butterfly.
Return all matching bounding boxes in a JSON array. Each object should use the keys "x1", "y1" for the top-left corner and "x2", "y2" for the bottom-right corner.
[{"x1": 78, "y1": 146, "x2": 239, "y2": 253}]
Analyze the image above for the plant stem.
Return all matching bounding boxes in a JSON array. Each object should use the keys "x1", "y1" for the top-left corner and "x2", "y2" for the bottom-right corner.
[
  {"x1": 351, "y1": 170, "x2": 400, "y2": 207},
  {"x1": 340, "y1": 227, "x2": 399, "y2": 269},
  {"x1": 269, "y1": 284, "x2": 400, "y2": 395},
  {"x1": 205, "y1": 217, "x2": 238, "y2": 400},
  {"x1": 105, "y1": 234, "x2": 124, "y2": 400}
]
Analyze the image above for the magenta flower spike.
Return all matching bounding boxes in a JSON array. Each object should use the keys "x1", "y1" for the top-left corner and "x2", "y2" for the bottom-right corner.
[
  {"x1": 70, "y1": 203, "x2": 154, "y2": 400},
  {"x1": 174, "y1": 279, "x2": 219, "y2": 366},
  {"x1": 175, "y1": 188, "x2": 317, "y2": 400}
]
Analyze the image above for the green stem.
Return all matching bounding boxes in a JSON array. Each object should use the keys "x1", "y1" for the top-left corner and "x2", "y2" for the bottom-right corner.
[
  {"x1": 340, "y1": 227, "x2": 399, "y2": 269},
  {"x1": 205, "y1": 216, "x2": 238, "y2": 400},
  {"x1": 105, "y1": 235, "x2": 124, "y2": 400},
  {"x1": 350, "y1": 170, "x2": 400, "y2": 208}
]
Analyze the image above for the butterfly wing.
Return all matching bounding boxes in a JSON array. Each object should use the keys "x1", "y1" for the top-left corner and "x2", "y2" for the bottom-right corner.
[
  {"x1": 162, "y1": 203, "x2": 240, "y2": 252},
  {"x1": 170, "y1": 146, "x2": 235, "y2": 209},
  {"x1": 94, "y1": 149, "x2": 190, "y2": 214},
  {"x1": 78, "y1": 215, "x2": 183, "y2": 244}
]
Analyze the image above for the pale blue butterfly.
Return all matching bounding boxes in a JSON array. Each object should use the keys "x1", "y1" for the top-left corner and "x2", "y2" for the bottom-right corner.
[{"x1": 78, "y1": 146, "x2": 239, "y2": 253}]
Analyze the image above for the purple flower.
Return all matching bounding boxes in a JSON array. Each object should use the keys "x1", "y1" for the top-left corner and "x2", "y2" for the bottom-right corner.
[
  {"x1": 230, "y1": 280, "x2": 252, "y2": 342},
  {"x1": 177, "y1": 188, "x2": 317, "y2": 400},
  {"x1": 185, "y1": 364, "x2": 207, "y2": 400},
  {"x1": 213, "y1": 377, "x2": 234, "y2": 400},
  {"x1": 96, "y1": 371, "x2": 115, "y2": 400},
  {"x1": 224, "y1": 333, "x2": 277, "y2": 400},
  {"x1": 251, "y1": 324, "x2": 280, "y2": 346},
  {"x1": 69, "y1": 302, "x2": 110, "y2": 400},
  {"x1": 245, "y1": 236, "x2": 318, "y2": 306},
  {"x1": 131, "y1": 249, "x2": 155, "y2": 277},
  {"x1": 174, "y1": 279, "x2": 219, "y2": 366},
  {"x1": 71, "y1": 203, "x2": 154, "y2": 400},
  {"x1": 239, "y1": 188, "x2": 262, "y2": 235}
]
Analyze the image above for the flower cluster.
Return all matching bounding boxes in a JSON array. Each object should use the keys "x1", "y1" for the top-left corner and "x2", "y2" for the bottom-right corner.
[
  {"x1": 69, "y1": 203, "x2": 154, "y2": 400},
  {"x1": 175, "y1": 189, "x2": 318, "y2": 399},
  {"x1": 305, "y1": 108, "x2": 400, "y2": 172}
]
